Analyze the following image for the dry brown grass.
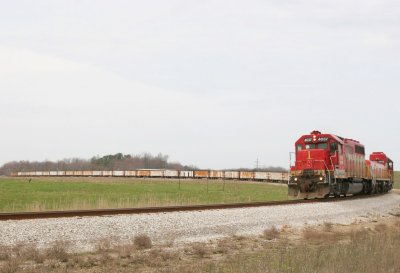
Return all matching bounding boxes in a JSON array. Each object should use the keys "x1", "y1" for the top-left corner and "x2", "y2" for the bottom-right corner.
[
  {"x1": 263, "y1": 226, "x2": 280, "y2": 240},
  {"x1": 115, "y1": 243, "x2": 135, "y2": 258},
  {"x1": 95, "y1": 237, "x2": 114, "y2": 253},
  {"x1": 45, "y1": 240, "x2": 70, "y2": 262},
  {"x1": 191, "y1": 242, "x2": 210, "y2": 258},
  {"x1": 394, "y1": 219, "x2": 400, "y2": 230},
  {"x1": 349, "y1": 228, "x2": 367, "y2": 243},
  {"x1": 215, "y1": 239, "x2": 234, "y2": 254},
  {"x1": 1, "y1": 219, "x2": 400, "y2": 273},
  {"x1": 374, "y1": 223, "x2": 387, "y2": 232},
  {"x1": 0, "y1": 259, "x2": 19, "y2": 273},
  {"x1": 323, "y1": 221, "x2": 334, "y2": 232},
  {"x1": 302, "y1": 225, "x2": 340, "y2": 244},
  {"x1": 302, "y1": 226, "x2": 319, "y2": 240},
  {"x1": 0, "y1": 245, "x2": 11, "y2": 261},
  {"x1": 14, "y1": 243, "x2": 44, "y2": 264}
]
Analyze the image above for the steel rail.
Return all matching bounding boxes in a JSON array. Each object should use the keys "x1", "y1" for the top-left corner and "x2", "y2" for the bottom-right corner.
[{"x1": 0, "y1": 194, "x2": 382, "y2": 221}]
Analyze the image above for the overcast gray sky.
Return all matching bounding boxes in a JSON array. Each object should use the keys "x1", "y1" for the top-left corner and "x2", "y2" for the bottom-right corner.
[{"x1": 1, "y1": 0, "x2": 399, "y2": 169}]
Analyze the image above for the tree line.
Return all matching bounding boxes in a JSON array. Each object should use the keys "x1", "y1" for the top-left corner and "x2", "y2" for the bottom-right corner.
[
  {"x1": 0, "y1": 153, "x2": 287, "y2": 175},
  {"x1": 0, "y1": 153, "x2": 197, "y2": 175}
]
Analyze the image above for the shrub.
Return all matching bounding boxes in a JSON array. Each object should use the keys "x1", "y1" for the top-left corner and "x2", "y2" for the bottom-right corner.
[
  {"x1": 323, "y1": 221, "x2": 334, "y2": 232},
  {"x1": 45, "y1": 241, "x2": 69, "y2": 262},
  {"x1": 191, "y1": 243, "x2": 209, "y2": 258},
  {"x1": 133, "y1": 234, "x2": 152, "y2": 249},
  {"x1": 263, "y1": 226, "x2": 280, "y2": 240}
]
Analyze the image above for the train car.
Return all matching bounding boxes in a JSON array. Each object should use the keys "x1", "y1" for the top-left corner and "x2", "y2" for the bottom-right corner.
[
  {"x1": 209, "y1": 170, "x2": 224, "y2": 179},
  {"x1": 282, "y1": 172, "x2": 290, "y2": 183},
  {"x1": 179, "y1": 171, "x2": 193, "y2": 178},
  {"x1": 164, "y1": 170, "x2": 179, "y2": 178},
  {"x1": 92, "y1": 171, "x2": 102, "y2": 176},
  {"x1": 124, "y1": 170, "x2": 136, "y2": 177},
  {"x1": 103, "y1": 171, "x2": 113, "y2": 176},
  {"x1": 194, "y1": 170, "x2": 209, "y2": 179},
  {"x1": 239, "y1": 171, "x2": 254, "y2": 180},
  {"x1": 254, "y1": 172, "x2": 268, "y2": 180},
  {"x1": 113, "y1": 171, "x2": 125, "y2": 177},
  {"x1": 73, "y1": 171, "x2": 83, "y2": 176},
  {"x1": 136, "y1": 170, "x2": 150, "y2": 177},
  {"x1": 269, "y1": 172, "x2": 284, "y2": 181},
  {"x1": 224, "y1": 171, "x2": 239, "y2": 179},
  {"x1": 149, "y1": 170, "x2": 164, "y2": 178},
  {"x1": 288, "y1": 130, "x2": 393, "y2": 199},
  {"x1": 12, "y1": 168, "x2": 291, "y2": 183},
  {"x1": 83, "y1": 171, "x2": 93, "y2": 176}
]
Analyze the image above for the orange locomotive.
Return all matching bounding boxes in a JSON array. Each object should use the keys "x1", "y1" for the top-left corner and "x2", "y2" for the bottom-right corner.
[{"x1": 289, "y1": 131, "x2": 394, "y2": 199}]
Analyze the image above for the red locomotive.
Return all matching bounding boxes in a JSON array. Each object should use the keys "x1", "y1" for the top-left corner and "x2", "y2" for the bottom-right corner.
[{"x1": 289, "y1": 131, "x2": 394, "y2": 198}]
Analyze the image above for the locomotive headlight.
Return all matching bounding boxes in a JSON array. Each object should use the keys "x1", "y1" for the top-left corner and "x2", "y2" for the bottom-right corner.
[
  {"x1": 294, "y1": 177, "x2": 298, "y2": 181},
  {"x1": 319, "y1": 176, "x2": 323, "y2": 181}
]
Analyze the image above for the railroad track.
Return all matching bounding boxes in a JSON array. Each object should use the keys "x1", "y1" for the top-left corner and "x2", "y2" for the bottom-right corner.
[{"x1": 0, "y1": 194, "x2": 383, "y2": 221}]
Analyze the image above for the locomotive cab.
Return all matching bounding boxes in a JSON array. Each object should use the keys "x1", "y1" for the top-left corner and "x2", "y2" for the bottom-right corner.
[{"x1": 289, "y1": 131, "x2": 339, "y2": 198}]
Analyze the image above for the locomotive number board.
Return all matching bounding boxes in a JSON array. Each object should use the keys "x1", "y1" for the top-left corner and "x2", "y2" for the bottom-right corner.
[{"x1": 304, "y1": 137, "x2": 329, "y2": 143}]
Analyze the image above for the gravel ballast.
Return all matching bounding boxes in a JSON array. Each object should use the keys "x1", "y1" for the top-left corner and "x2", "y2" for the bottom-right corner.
[{"x1": 1, "y1": 193, "x2": 399, "y2": 252}]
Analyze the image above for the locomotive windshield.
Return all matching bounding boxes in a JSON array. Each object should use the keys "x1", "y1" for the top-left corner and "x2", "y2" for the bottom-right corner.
[
  {"x1": 305, "y1": 144, "x2": 316, "y2": 150},
  {"x1": 305, "y1": 143, "x2": 327, "y2": 150},
  {"x1": 318, "y1": 143, "x2": 328, "y2": 150}
]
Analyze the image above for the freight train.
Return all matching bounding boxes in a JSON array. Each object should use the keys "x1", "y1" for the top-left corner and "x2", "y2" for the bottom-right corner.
[
  {"x1": 14, "y1": 169, "x2": 290, "y2": 182},
  {"x1": 289, "y1": 131, "x2": 394, "y2": 199}
]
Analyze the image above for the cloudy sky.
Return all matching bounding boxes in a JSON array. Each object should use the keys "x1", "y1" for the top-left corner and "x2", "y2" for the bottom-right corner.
[{"x1": 1, "y1": 0, "x2": 399, "y2": 169}]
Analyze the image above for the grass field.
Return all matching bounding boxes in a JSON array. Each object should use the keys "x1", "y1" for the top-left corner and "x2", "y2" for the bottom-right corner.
[
  {"x1": 394, "y1": 171, "x2": 400, "y2": 189},
  {"x1": 0, "y1": 177, "x2": 288, "y2": 212}
]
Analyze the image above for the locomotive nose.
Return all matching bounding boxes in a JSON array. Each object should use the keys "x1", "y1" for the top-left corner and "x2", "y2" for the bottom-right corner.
[{"x1": 297, "y1": 178, "x2": 317, "y2": 192}]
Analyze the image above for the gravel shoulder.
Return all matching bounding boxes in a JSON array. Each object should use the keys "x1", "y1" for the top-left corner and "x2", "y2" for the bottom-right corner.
[{"x1": 1, "y1": 193, "x2": 399, "y2": 252}]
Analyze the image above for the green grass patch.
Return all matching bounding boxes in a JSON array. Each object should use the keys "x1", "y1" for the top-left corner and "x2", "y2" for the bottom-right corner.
[
  {"x1": 0, "y1": 177, "x2": 288, "y2": 212},
  {"x1": 394, "y1": 171, "x2": 400, "y2": 189}
]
